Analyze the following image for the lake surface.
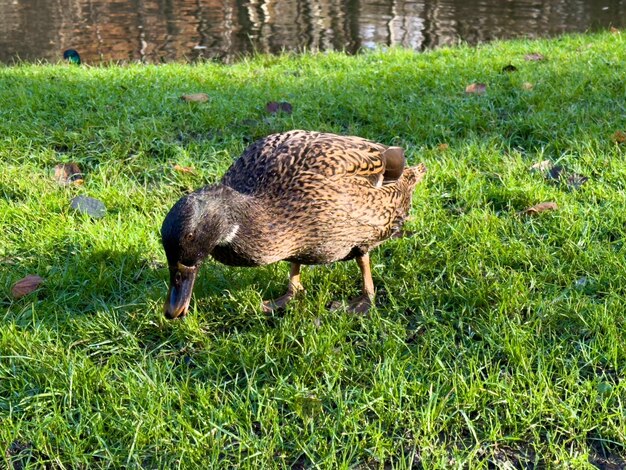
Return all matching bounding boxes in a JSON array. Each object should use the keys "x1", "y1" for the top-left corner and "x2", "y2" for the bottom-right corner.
[{"x1": 0, "y1": 0, "x2": 624, "y2": 64}]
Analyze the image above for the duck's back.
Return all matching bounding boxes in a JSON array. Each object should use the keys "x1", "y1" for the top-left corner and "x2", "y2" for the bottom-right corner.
[{"x1": 221, "y1": 130, "x2": 425, "y2": 264}]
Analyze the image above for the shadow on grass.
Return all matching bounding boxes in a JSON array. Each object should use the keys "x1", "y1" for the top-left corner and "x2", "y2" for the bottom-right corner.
[
  {"x1": 1, "y1": 243, "x2": 289, "y2": 341},
  {"x1": 2, "y1": 246, "x2": 165, "y2": 322}
]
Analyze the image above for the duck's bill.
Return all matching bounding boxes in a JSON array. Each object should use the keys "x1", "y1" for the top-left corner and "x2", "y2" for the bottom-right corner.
[{"x1": 164, "y1": 263, "x2": 198, "y2": 319}]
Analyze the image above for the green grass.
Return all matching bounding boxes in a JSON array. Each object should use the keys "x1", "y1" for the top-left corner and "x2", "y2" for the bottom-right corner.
[{"x1": 1, "y1": 31, "x2": 626, "y2": 468}]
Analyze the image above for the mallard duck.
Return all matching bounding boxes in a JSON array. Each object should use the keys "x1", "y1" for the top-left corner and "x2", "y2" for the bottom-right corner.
[
  {"x1": 161, "y1": 130, "x2": 426, "y2": 319},
  {"x1": 63, "y1": 49, "x2": 81, "y2": 65}
]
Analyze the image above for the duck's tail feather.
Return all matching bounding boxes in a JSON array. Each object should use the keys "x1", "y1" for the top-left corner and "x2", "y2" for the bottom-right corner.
[{"x1": 403, "y1": 162, "x2": 427, "y2": 189}]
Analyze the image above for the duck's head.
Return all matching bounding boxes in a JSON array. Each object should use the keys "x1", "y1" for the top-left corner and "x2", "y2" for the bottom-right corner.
[
  {"x1": 161, "y1": 187, "x2": 235, "y2": 319},
  {"x1": 63, "y1": 49, "x2": 81, "y2": 65}
]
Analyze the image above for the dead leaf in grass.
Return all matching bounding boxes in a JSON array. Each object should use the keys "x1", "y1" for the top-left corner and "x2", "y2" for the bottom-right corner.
[
  {"x1": 173, "y1": 164, "x2": 195, "y2": 174},
  {"x1": 180, "y1": 93, "x2": 209, "y2": 102},
  {"x1": 465, "y1": 83, "x2": 487, "y2": 94},
  {"x1": 610, "y1": 26, "x2": 620, "y2": 34},
  {"x1": 70, "y1": 195, "x2": 107, "y2": 218},
  {"x1": 501, "y1": 64, "x2": 518, "y2": 73},
  {"x1": 524, "y1": 53, "x2": 545, "y2": 61},
  {"x1": 11, "y1": 275, "x2": 44, "y2": 299},
  {"x1": 265, "y1": 101, "x2": 293, "y2": 114},
  {"x1": 612, "y1": 130, "x2": 626, "y2": 143},
  {"x1": 530, "y1": 160, "x2": 552, "y2": 172},
  {"x1": 278, "y1": 101, "x2": 293, "y2": 114},
  {"x1": 265, "y1": 101, "x2": 280, "y2": 113},
  {"x1": 566, "y1": 173, "x2": 588, "y2": 189},
  {"x1": 437, "y1": 143, "x2": 449, "y2": 151},
  {"x1": 54, "y1": 163, "x2": 84, "y2": 185},
  {"x1": 547, "y1": 165, "x2": 565, "y2": 180},
  {"x1": 521, "y1": 202, "x2": 558, "y2": 215},
  {"x1": 521, "y1": 82, "x2": 534, "y2": 90},
  {"x1": 544, "y1": 165, "x2": 588, "y2": 190}
]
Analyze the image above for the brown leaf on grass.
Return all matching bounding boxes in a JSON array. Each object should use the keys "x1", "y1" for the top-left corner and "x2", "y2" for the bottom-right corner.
[
  {"x1": 11, "y1": 275, "x2": 44, "y2": 299},
  {"x1": 521, "y1": 82, "x2": 534, "y2": 90},
  {"x1": 465, "y1": 83, "x2": 487, "y2": 94},
  {"x1": 70, "y1": 196, "x2": 107, "y2": 219},
  {"x1": 610, "y1": 26, "x2": 620, "y2": 34},
  {"x1": 501, "y1": 64, "x2": 518, "y2": 73},
  {"x1": 567, "y1": 173, "x2": 588, "y2": 189},
  {"x1": 265, "y1": 101, "x2": 293, "y2": 114},
  {"x1": 521, "y1": 202, "x2": 558, "y2": 215},
  {"x1": 530, "y1": 160, "x2": 552, "y2": 172},
  {"x1": 437, "y1": 143, "x2": 449, "y2": 151},
  {"x1": 279, "y1": 101, "x2": 293, "y2": 114},
  {"x1": 180, "y1": 93, "x2": 209, "y2": 102},
  {"x1": 547, "y1": 165, "x2": 565, "y2": 180},
  {"x1": 54, "y1": 163, "x2": 84, "y2": 185},
  {"x1": 612, "y1": 130, "x2": 626, "y2": 143},
  {"x1": 524, "y1": 53, "x2": 545, "y2": 61},
  {"x1": 544, "y1": 165, "x2": 589, "y2": 190},
  {"x1": 173, "y1": 164, "x2": 195, "y2": 174},
  {"x1": 265, "y1": 101, "x2": 280, "y2": 113}
]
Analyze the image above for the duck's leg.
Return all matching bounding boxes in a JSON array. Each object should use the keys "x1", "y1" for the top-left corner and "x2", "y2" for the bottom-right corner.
[
  {"x1": 262, "y1": 263, "x2": 304, "y2": 313},
  {"x1": 347, "y1": 253, "x2": 375, "y2": 314}
]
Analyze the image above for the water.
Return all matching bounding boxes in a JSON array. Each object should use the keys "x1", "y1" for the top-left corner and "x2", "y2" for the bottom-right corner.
[{"x1": 0, "y1": 0, "x2": 624, "y2": 64}]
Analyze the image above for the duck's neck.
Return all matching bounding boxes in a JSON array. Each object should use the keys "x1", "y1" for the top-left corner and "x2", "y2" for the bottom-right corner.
[
  {"x1": 201, "y1": 185, "x2": 251, "y2": 233},
  {"x1": 202, "y1": 184, "x2": 259, "y2": 242}
]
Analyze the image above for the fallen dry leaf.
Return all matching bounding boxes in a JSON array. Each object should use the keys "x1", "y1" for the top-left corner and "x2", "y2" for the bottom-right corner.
[
  {"x1": 437, "y1": 143, "x2": 449, "y2": 151},
  {"x1": 265, "y1": 101, "x2": 280, "y2": 113},
  {"x1": 610, "y1": 26, "x2": 620, "y2": 34},
  {"x1": 11, "y1": 275, "x2": 44, "y2": 299},
  {"x1": 547, "y1": 165, "x2": 565, "y2": 180},
  {"x1": 544, "y1": 165, "x2": 589, "y2": 190},
  {"x1": 465, "y1": 83, "x2": 487, "y2": 94},
  {"x1": 180, "y1": 93, "x2": 209, "y2": 102},
  {"x1": 522, "y1": 82, "x2": 534, "y2": 90},
  {"x1": 524, "y1": 52, "x2": 545, "y2": 61},
  {"x1": 502, "y1": 64, "x2": 518, "y2": 73},
  {"x1": 612, "y1": 130, "x2": 626, "y2": 143},
  {"x1": 173, "y1": 164, "x2": 195, "y2": 174},
  {"x1": 70, "y1": 196, "x2": 107, "y2": 219},
  {"x1": 54, "y1": 162, "x2": 84, "y2": 186},
  {"x1": 521, "y1": 202, "x2": 558, "y2": 215},
  {"x1": 530, "y1": 160, "x2": 552, "y2": 172},
  {"x1": 265, "y1": 101, "x2": 293, "y2": 114},
  {"x1": 566, "y1": 173, "x2": 588, "y2": 189}
]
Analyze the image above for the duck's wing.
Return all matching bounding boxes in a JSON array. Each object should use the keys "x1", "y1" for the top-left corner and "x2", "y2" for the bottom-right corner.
[
  {"x1": 222, "y1": 131, "x2": 405, "y2": 195},
  {"x1": 221, "y1": 130, "x2": 316, "y2": 195}
]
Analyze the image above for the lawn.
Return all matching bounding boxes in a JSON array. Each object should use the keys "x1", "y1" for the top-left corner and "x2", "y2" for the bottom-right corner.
[{"x1": 1, "y1": 31, "x2": 626, "y2": 468}]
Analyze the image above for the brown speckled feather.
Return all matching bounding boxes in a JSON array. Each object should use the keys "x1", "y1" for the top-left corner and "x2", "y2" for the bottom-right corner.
[{"x1": 218, "y1": 130, "x2": 426, "y2": 266}]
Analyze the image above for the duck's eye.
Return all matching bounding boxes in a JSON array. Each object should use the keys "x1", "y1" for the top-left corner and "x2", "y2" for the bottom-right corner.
[{"x1": 185, "y1": 232, "x2": 195, "y2": 241}]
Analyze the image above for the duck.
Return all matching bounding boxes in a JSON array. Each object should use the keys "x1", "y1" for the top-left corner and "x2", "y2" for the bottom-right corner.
[
  {"x1": 63, "y1": 49, "x2": 81, "y2": 65},
  {"x1": 161, "y1": 130, "x2": 426, "y2": 319}
]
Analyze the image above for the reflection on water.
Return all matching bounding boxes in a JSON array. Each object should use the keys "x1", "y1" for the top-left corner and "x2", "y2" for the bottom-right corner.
[{"x1": 0, "y1": 0, "x2": 624, "y2": 64}]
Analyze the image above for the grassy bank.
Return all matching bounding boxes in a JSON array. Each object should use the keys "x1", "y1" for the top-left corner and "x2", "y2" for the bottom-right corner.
[{"x1": 1, "y1": 31, "x2": 626, "y2": 468}]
